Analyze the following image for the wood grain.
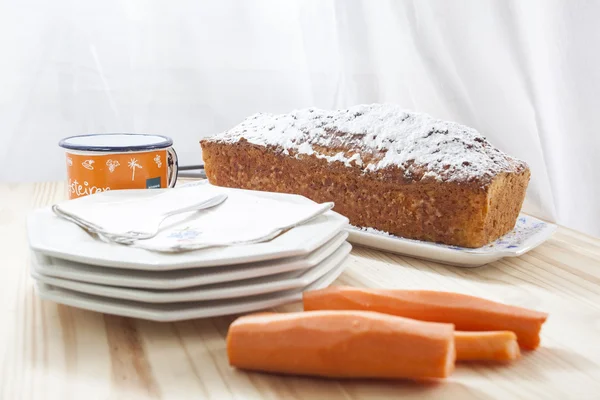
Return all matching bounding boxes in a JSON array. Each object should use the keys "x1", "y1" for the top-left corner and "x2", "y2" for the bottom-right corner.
[{"x1": 1, "y1": 181, "x2": 600, "y2": 399}]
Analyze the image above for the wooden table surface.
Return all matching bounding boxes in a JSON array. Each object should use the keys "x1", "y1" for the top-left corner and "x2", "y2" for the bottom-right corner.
[{"x1": 2, "y1": 181, "x2": 600, "y2": 400}]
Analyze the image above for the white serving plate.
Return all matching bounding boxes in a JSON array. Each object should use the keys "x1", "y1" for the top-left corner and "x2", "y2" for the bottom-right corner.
[
  {"x1": 30, "y1": 232, "x2": 348, "y2": 290},
  {"x1": 27, "y1": 189, "x2": 349, "y2": 270},
  {"x1": 347, "y1": 214, "x2": 557, "y2": 267},
  {"x1": 31, "y1": 242, "x2": 351, "y2": 303},
  {"x1": 34, "y1": 256, "x2": 347, "y2": 321}
]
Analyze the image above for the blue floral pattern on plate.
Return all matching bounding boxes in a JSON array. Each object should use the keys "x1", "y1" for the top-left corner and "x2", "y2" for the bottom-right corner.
[{"x1": 167, "y1": 227, "x2": 203, "y2": 242}]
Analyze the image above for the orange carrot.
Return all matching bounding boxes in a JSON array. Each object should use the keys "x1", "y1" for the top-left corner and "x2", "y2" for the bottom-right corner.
[
  {"x1": 303, "y1": 287, "x2": 548, "y2": 350},
  {"x1": 227, "y1": 310, "x2": 456, "y2": 380},
  {"x1": 454, "y1": 331, "x2": 520, "y2": 362}
]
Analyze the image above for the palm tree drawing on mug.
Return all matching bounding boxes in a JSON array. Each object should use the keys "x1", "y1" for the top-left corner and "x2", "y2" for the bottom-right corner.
[{"x1": 128, "y1": 158, "x2": 143, "y2": 181}]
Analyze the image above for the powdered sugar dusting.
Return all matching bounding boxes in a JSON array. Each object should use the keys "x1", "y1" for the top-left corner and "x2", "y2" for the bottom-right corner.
[
  {"x1": 207, "y1": 104, "x2": 527, "y2": 184},
  {"x1": 357, "y1": 226, "x2": 394, "y2": 237}
]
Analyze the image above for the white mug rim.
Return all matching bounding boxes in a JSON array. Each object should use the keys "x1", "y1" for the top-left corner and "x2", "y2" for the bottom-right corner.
[{"x1": 59, "y1": 133, "x2": 173, "y2": 153}]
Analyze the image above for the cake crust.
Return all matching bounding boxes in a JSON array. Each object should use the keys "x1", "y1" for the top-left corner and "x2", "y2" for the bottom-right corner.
[{"x1": 200, "y1": 104, "x2": 530, "y2": 248}]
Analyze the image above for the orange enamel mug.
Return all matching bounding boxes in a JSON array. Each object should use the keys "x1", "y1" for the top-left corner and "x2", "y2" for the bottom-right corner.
[{"x1": 59, "y1": 133, "x2": 178, "y2": 199}]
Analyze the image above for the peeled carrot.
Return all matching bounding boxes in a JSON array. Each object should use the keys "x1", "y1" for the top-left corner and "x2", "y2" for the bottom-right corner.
[
  {"x1": 226, "y1": 310, "x2": 456, "y2": 380},
  {"x1": 303, "y1": 287, "x2": 548, "y2": 350},
  {"x1": 454, "y1": 331, "x2": 520, "y2": 362}
]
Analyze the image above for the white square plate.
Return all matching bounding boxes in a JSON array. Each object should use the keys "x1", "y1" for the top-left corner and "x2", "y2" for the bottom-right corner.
[
  {"x1": 31, "y1": 242, "x2": 351, "y2": 303},
  {"x1": 30, "y1": 232, "x2": 348, "y2": 290},
  {"x1": 27, "y1": 188, "x2": 349, "y2": 270},
  {"x1": 347, "y1": 214, "x2": 557, "y2": 267},
  {"x1": 34, "y1": 256, "x2": 347, "y2": 321}
]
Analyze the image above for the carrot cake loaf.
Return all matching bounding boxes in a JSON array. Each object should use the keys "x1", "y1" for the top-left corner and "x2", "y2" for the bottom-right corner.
[{"x1": 200, "y1": 104, "x2": 530, "y2": 247}]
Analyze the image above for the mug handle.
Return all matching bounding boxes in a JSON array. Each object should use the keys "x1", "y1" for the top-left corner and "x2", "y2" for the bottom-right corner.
[{"x1": 167, "y1": 147, "x2": 179, "y2": 188}]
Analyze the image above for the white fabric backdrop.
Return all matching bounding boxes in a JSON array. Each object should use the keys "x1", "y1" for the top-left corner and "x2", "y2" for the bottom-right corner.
[{"x1": 1, "y1": 0, "x2": 599, "y2": 237}]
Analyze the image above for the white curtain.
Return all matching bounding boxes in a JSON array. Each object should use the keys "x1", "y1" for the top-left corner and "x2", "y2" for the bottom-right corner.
[{"x1": 1, "y1": 0, "x2": 599, "y2": 237}]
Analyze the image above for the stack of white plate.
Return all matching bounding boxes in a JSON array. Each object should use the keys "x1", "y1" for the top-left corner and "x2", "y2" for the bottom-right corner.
[{"x1": 27, "y1": 191, "x2": 351, "y2": 322}]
